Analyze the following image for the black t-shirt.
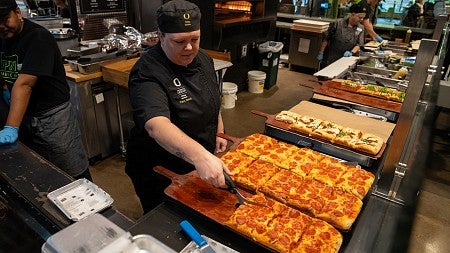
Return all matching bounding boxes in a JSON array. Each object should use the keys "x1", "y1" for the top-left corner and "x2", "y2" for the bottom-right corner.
[
  {"x1": 0, "y1": 19, "x2": 69, "y2": 116},
  {"x1": 126, "y1": 43, "x2": 221, "y2": 173}
]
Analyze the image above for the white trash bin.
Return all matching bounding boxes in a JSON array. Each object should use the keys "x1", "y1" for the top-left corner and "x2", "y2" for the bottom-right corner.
[
  {"x1": 222, "y1": 82, "x2": 238, "y2": 109},
  {"x1": 247, "y1": 70, "x2": 266, "y2": 94}
]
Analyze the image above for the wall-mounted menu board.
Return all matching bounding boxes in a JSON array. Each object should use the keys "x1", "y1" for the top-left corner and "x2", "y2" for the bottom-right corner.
[{"x1": 80, "y1": 0, "x2": 125, "y2": 14}]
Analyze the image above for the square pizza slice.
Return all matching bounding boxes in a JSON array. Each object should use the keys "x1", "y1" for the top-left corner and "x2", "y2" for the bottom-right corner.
[
  {"x1": 290, "y1": 115, "x2": 322, "y2": 136},
  {"x1": 287, "y1": 178, "x2": 327, "y2": 217},
  {"x1": 259, "y1": 141, "x2": 299, "y2": 168},
  {"x1": 233, "y1": 159, "x2": 279, "y2": 192},
  {"x1": 351, "y1": 132, "x2": 384, "y2": 155},
  {"x1": 259, "y1": 169, "x2": 305, "y2": 204},
  {"x1": 292, "y1": 218, "x2": 343, "y2": 253},
  {"x1": 308, "y1": 156, "x2": 348, "y2": 187},
  {"x1": 310, "y1": 120, "x2": 343, "y2": 142},
  {"x1": 220, "y1": 150, "x2": 256, "y2": 175},
  {"x1": 275, "y1": 110, "x2": 302, "y2": 124},
  {"x1": 226, "y1": 193, "x2": 287, "y2": 242},
  {"x1": 336, "y1": 165, "x2": 375, "y2": 200},
  {"x1": 278, "y1": 148, "x2": 324, "y2": 176},
  {"x1": 333, "y1": 127, "x2": 362, "y2": 148},
  {"x1": 316, "y1": 187, "x2": 363, "y2": 230},
  {"x1": 263, "y1": 208, "x2": 313, "y2": 253},
  {"x1": 236, "y1": 133, "x2": 278, "y2": 158}
]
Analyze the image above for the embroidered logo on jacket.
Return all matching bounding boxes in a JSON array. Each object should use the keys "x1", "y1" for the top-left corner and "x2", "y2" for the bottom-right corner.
[
  {"x1": 173, "y1": 77, "x2": 192, "y2": 104},
  {"x1": 0, "y1": 53, "x2": 19, "y2": 85}
]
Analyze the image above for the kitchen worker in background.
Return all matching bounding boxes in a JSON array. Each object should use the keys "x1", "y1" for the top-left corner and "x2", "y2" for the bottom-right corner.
[
  {"x1": 126, "y1": 0, "x2": 229, "y2": 212},
  {"x1": 401, "y1": 0, "x2": 425, "y2": 27},
  {"x1": 354, "y1": 0, "x2": 384, "y2": 42},
  {"x1": 53, "y1": 0, "x2": 70, "y2": 19},
  {"x1": 0, "y1": 0, "x2": 91, "y2": 180},
  {"x1": 317, "y1": 3, "x2": 366, "y2": 67},
  {"x1": 433, "y1": 0, "x2": 447, "y2": 17}
]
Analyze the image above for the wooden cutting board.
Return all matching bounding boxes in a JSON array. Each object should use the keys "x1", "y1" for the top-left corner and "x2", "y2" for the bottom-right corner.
[
  {"x1": 155, "y1": 166, "x2": 243, "y2": 225},
  {"x1": 313, "y1": 85, "x2": 402, "y2": 113},
  {"x1": 101, "y1": 57, "x2": 139, "y2": 88}
]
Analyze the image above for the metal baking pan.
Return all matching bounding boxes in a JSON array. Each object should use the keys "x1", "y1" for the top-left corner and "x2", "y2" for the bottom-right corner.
[
  {"x1": 47, "y1": 178, "x2": 113, "y2": 221},
  {"x1": 264, "y1": 124, "x2": 381, "y2": 167},
  {"x1": 251, "y1": 110, "x2": 384, "y2": 167},
  {"x1": 180, "y1": 235, "x2": 239, "y2": 253},
  {"x1": 66, "y1": 59, "x2": 102, "y2": 74}
]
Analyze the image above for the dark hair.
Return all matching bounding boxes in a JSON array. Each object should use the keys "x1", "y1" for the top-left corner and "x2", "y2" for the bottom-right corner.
[{"x1": 0, "y1": 0, "x2": 18, "y2": 21}]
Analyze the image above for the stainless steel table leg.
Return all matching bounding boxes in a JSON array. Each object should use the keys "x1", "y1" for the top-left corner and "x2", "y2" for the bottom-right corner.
[{"x1": 114, "y1": 85, "x2": 126, "y2": 159}]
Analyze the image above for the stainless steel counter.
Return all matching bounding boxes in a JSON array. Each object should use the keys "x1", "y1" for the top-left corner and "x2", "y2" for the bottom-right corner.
[{"x1": 0, "y1": 142, "x2": 134, "y2": 247}]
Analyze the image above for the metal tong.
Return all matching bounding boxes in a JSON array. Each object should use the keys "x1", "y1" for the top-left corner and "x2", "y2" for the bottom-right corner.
[{"x1": 223, "y1": 172, "x2": 266, "y2": 208}]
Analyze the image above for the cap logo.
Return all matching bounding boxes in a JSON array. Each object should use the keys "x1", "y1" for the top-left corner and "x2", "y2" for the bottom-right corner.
[{"x1": 183, "y1": 13, "x2": 191, "y2": 27}]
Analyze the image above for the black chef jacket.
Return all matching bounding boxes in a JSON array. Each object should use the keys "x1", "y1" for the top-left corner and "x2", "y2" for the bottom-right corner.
[{"x1": 126, "y1": 43, "x2": 221, "y2": 174}]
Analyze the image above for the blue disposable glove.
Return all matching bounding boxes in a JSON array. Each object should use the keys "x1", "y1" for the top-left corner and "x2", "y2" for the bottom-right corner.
[
  {"x1": 343, "y1": 51, "x2": 353, "y2": 57},
  {"x1": 317, "y1": 52, "x2": 324, "y2": 61},
  {"x1": 0, "y1": 126, "x2": 19, "y2": 145},
  {"x1": 374, "y1": 35, "x2": 383, "y2": 42},
  {"x1": 2, "y1": 89, "x2": 10, "y2": 105}
]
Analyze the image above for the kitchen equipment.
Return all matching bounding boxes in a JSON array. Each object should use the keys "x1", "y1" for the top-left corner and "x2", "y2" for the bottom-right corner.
[
  {"x1": 250, "y1": 101, "x2": 396, "y2": 167},
  {"x1": 311, "y1": 94, "x2": 399, "y2": 122},
  {"x1": 251, "y1": 111, "x2": 384, "y2": 167},
  {"x1": 42, "y1": 213, "x2": 176, "y2": 253},
  {"x1": 180, "y1": 220, "x2": 217, "y2": 253},
  {"x1": 47, "y1": 178, "x2": 113, "y2": 221},
  {"x1": 223, "y1": 172, "x2": 266, "y2": 207},
  {"x1": 181, "y1": 234, "x2": 239, "y2": 253}
]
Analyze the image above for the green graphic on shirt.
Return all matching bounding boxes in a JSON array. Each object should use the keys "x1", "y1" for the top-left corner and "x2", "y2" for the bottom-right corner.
[{"x1": 0, "y1": 53, "x2": 19, "y2": 85}]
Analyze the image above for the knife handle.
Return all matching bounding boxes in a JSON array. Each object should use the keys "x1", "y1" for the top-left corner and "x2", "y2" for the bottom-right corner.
[
  {"x1": 180, "y1": 220, "x2": 207, "y2": 247},
  {"x1": 223, "y1": 172, "x2": 237, "y2": 193}
]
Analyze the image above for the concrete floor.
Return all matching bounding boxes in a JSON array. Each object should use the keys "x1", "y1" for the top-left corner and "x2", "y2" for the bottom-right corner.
[{"x1": 90, "y1": 66, "x2": 450, "y2": 252}]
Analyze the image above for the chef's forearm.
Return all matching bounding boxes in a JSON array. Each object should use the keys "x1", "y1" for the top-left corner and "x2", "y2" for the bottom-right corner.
[
  {"x1": 144, "y1": 116, "x2": 209, "y2": 165},
  {"x1": 6, "y1": 75, "x2": 35, "y2": 127},
  {"x1": 363, "y1": 19, "x2": 377, "y2": 39},
  {"x1": 217, "y1": 113, "x2": 224, "y2": 134}
]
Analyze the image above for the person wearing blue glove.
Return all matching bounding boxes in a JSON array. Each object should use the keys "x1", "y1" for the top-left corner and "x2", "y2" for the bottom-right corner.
[
  {"x1": 343, "y1": 51, "x2": 353, "y2": 57},
  {"x1": 0, "y1": 0, "x2": 91, "y2": 180},
  {"x1": 317, "y1": 51, "x2": 324, "y2": 61},
  {"x1": 374, "y1": 35, "x2": 383, "y2": 43},
  {"x1": 318, "y1": 4, "x2": 366, "y2": 67},
  {"x1": 0, "y1": 126, "x2": 18, "y2": 144},
  {"x1": 356, "y1": 0, "x2": 384, "y2": 42}
]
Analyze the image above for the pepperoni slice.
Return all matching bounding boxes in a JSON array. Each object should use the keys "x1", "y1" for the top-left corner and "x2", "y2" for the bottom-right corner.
[
  {"x1": 320, "y1": 231, "x2": 331, "y2": 240},
  {"x1": 357, "y1": 186, "x2": 366, "y2": 196},
  {"x1": 236, "y1": 215, "x2": 247, "y2": 225},
  {"x1": 332, "y1": 210, "x2": 344, "y2": 217}
]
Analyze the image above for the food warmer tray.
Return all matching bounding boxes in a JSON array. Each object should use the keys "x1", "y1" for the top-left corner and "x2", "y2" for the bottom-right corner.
[
  {"x1": 47, "y1": 178, "x2": 113, "y2": 221},
  {"x1": 252, "y1": 110, "x2": 385, "y2": 168},
  {"x1": 310, "y1": 95, "x2": 399, "y2": 122}
]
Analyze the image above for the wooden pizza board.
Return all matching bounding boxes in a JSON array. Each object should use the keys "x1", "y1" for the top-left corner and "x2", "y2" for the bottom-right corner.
[
  {"x1": 322, "y1": 80, "x2": 404, "y2": 103},
  {"x1": 154, "y1": 166, "x2": 243, "y2": 225},
  {"x1": 288, "y1": 101, "x2": 395, "y2": 142},
  {"x1": 313, "y1": 85, "x2": 402, "y2": 113}
]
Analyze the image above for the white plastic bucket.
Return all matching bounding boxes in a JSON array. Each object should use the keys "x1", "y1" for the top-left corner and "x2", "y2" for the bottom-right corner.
[
  {"x1": 248, "y1": 70, "x2": 266, "y2": 94},
  {"x1": 222, "y1": 82, "x2": 238, "y2": 109}
]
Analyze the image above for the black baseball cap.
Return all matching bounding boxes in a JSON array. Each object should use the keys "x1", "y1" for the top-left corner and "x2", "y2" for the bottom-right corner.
[
  {"x1": 0, "y1": 0, "x2": 18, "y2": 21},
  {"x1": 157, "y1": 0, "x2": 201, "y2": 33},
  {"x1": 350, "y1": 3, "x2": 367, "y2": 14}
]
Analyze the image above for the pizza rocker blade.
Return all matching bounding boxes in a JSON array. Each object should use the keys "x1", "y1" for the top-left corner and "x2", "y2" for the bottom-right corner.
[{"x1": 223, "y1": 172, "x2": 267, "y2": 208}]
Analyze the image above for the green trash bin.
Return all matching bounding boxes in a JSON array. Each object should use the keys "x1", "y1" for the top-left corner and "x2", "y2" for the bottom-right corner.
[{"x1": 257, "y1": 41, "x2": 284, "y2": 90}]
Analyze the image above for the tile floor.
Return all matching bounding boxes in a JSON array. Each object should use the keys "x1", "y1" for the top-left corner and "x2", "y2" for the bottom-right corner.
[{"x1": 90, "y1": 66, "x2": 450, "y2": 252}]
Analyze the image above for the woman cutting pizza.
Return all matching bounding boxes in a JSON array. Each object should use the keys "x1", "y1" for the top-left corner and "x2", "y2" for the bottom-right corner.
[{"x1": 125, "y1": 0, "x2": 230, "y2": 213}]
